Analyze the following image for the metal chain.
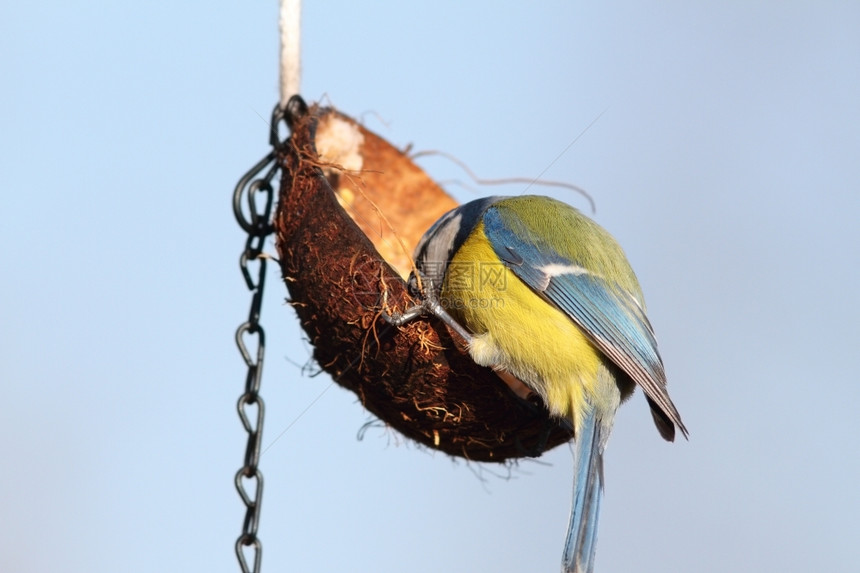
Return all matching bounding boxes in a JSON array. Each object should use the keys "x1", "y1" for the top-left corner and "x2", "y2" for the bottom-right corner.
[{"x1": 232, "y1": 103, "x2": 289, "y2": 573}]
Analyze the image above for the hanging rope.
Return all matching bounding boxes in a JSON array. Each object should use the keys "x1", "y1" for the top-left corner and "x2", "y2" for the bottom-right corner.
[{"x1": 279, "y1": 0, "x2": 301, "y2": 110}]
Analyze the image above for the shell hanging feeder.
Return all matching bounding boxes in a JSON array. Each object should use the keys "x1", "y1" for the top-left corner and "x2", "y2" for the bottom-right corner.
[{"x1": 274, "y1": 96, "x2": 572, "y2": 462}]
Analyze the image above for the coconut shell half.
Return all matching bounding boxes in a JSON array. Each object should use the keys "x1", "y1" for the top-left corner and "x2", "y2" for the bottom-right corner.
[{"x1": 273, "y1": 96, "x2": 571, "y2": 462}]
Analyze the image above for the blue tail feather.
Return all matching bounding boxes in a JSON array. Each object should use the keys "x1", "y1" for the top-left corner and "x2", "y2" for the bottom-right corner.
[{"x1": 561, "y1": 410, "x2": 604, "y2": 573}]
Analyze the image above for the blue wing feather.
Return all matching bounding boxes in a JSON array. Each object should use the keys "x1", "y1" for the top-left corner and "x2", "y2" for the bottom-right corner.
[{"x1": 483, "y1": 205, "x2": 685, "y2": 439}]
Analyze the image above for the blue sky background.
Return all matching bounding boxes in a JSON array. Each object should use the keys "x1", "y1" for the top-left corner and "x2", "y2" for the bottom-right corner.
[{"x1": 3, "y1": 2, "x2": 859, "y2": 572}]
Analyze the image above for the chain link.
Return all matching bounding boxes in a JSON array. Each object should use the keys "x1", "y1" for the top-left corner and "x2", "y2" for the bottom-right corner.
[{"x1": 232, "y1": 103, "x2": 289, "y2": 573}]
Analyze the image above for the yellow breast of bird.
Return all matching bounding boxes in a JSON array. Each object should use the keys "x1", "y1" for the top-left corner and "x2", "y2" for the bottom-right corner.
[{"x1": 439, "y1": 222, "x2": 609, "y2": 426}]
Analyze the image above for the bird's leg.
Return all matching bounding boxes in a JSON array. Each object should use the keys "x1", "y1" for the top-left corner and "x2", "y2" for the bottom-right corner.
[
  {"x1": 380, "y1": 274, "x2": 474, "y2": 344},
  {"x1": 379, "y1": 304, "x2": 427, "y2": 327}
]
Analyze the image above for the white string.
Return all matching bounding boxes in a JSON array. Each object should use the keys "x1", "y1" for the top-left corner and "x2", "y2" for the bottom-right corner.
[{"x1": 279, "y1": 0, "x2": 301, "y2": 109}]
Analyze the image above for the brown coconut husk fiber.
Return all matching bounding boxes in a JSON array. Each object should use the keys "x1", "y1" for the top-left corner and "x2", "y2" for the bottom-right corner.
[{"x1": 273, "y1": 96, "x2": 571, "y2": 462}]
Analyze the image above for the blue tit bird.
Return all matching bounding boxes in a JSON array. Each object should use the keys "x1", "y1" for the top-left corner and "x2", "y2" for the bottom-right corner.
[{"x1": 390, "y1": 195, "x2": 687, "y2": 573}]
